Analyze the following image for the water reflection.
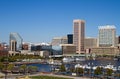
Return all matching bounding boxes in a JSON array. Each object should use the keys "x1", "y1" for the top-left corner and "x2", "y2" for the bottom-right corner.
[{"x1": 27, "y1": 64, "x2": 51, "y2": 72}]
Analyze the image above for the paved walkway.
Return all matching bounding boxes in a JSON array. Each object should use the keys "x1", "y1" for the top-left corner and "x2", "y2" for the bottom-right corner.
[
  {"x1": 0, "y1": 73, "x2": 90, "y2": 79},
  {"x1": 38, "y1": 73, "x2": 90, "y2": 79}
]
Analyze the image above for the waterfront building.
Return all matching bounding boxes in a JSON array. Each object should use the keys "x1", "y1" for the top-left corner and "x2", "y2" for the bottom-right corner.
[
  {"x1": 38, "y1": 51, "x2": 49, "y2": 58},
  {"x1": 51, "y1": 36, "x2": 67, "y2": 55},
  {"x1": 31, "y1": 43, "x2": 52, "y2": 51},
  {"x1": 114, "y1": 36, "x2": 120, "y2": 47},
  {"x1": 73, "y1": 19, "x2": 85, "y2": 54},
  {"x1": 52, "y1": 45, "x2": 62, "y2": 55},
  {"x1": 22, "y1": 43, "x2": 29, "y2": 50},
  {"x1": 61, "y1": 44, "x2": 76, "y2": 56},
  {"x1": 0, "y1": 50, "x2": 8, "y2": 56},
  {"x1": 9, "y1": 33, "x2": 23, "y2": 51},
  {"x1": 116, "y1": 36, "x2": 120, "y2": 45},
  {"x1": 0, "y1": 43, "x2": 4, "y2": 51},
  {"x1": 40, "y1": 43, "x2": 52, "y2": 51},
  {"x1": 51, "y1": 36, "x2": 68, "y2": 46},
  {"x1": 118, "y1": 36, "x2": 120, "y2": 44},
  {"x1": 115, "y1": 36, "x2": 119, "y2": 46},
  {"x1": 27, "y1": 43, "x2": 52, "y2": 56},
  {"x1": 21, "y1": 43, "x2": 52, "y2": 56},
  {"x1": 98, "y1": 25, "x2": 116, "y2": 47},
  {"x1": 84, "y1": 37, "x2": 97, "y2": 49},
  {"x1": 91, "y1": 47, "x2": 119, "y2": 55},
  {"x1": 31, "y1": 44, "x2": 41, "y2": 51},
  {"x1": 0, "y1": 43, "x2": 8, "y2": 56},
  {"x1": 67, "y1": 34, "x2": 73, "y2": 44}
]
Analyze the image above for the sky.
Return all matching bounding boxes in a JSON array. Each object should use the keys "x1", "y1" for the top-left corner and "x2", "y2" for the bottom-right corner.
[{"x1": 0, "y1": 0, "x2": 120, "y2": 44}]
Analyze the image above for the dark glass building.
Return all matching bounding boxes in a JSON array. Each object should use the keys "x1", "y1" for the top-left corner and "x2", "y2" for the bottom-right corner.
[
  {"x1": 118, "y1": 36, "x2": 120, "y2": 44},
  {"x1": 67, "y1": 34, "x2": 73, "y2": 44}
]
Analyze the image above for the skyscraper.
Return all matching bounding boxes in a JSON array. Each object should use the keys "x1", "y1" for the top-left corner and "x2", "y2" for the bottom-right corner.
[
  {"x1": 73, "y1": 19, "x2": 85, "y2": 53},
  {"x1": 67, "y1": 34, "x2": 73, "y2": 44},
  {"x1": 98, "y1": 25, "x2": 116, "y2": 47},
  {"x1": 10, "y1": 33, "x2": 23, "y2": 51}
]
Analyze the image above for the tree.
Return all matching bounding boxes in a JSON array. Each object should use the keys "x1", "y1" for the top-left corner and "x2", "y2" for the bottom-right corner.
[
  {"x1": 106, "y1": 68, "x2": 113, "y2": 76},
  {"x1": 75, "y1": 67, "x2": 84, "y2": 76},
  {"x1": 94, "y1": 67, "x2": 103, "y2": 75},
  {"x1": 20, "y1": 64, "x2": 27, "y2": 74},
  {"x1": 0, "y1": 62, "x2": 4, "y2": 71},
  {"x1": 70, "y1": 67, "x2": 75, "y2": 73},
  {"x1": 7, "y1": 63, "x2": 14, "y2": 71},
  {"x1": 60, "y1": 64, "x2": 66, "y2": 72},
  {"x1": 0, "y1": 57, "x2": 6, "y2": 62},
  {"x1": 8, "y1": 56, "x2": 16, "y2": 62},
  {"x1": 28, "y1": 66, "x2": 38, "y2": 73}
]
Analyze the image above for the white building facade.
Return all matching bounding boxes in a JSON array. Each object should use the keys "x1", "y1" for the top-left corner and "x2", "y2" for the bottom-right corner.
[{"x1": 98, "y1": 25, "x2": 116, "y2": 47}]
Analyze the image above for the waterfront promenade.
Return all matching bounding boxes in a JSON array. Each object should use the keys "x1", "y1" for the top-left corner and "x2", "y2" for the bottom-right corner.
[{"x1": 1, "y1": 73, "x2": 90, "y2": 79}]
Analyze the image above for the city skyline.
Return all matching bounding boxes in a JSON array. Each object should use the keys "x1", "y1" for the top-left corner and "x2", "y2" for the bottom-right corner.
[{"x1": 0, "y1": 0, "x2": 120, "y2": 44}]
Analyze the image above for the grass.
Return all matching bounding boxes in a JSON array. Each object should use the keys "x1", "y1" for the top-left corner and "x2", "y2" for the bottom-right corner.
[{"x1": 30, "y1": 75, "x2": 74, "y2": 79}]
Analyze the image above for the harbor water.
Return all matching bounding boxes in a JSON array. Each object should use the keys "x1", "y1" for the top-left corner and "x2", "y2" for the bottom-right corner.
[{"x1": 27, "y1": 59, "x2": 120, "y2": 72}]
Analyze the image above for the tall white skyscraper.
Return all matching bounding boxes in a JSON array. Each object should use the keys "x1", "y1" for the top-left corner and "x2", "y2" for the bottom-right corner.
[
  {"x1": 98, "y1": 25, "x2": 116, "y2": 47},
  {"x1": 73, "y1": 19, "x2": 85, "y2": 54}
]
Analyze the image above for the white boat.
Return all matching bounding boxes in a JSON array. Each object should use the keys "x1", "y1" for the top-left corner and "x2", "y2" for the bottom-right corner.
[
  {"x1": 92, "y1": 66, "x2": 97, "y2": 70},
  {"x1": 75, "y1": 57, "x2": 85, "y2": 61},
  {"x1": 113, "y1": 67, "x2": 117, "y2": 71},
  {"x1": 104, "y1": 64, "x2": 114, "y2": 69},
  {"x1": 118, "y1": 66, "x2": 120, "y2": 70},
  {"x1": 75, "y1": 63, "x2": 83, "y2": 68},
  {"x1": 62, "y1": 57, "x2": 74, "y2": 63},
  {"x1": 85, "y1": 65, "x2": 91, "y2": 69}
]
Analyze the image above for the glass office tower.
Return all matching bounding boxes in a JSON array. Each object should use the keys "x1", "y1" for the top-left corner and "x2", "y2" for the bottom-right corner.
[{"x1": 10, "y1": 33, "x2": 23, "y2": 51}]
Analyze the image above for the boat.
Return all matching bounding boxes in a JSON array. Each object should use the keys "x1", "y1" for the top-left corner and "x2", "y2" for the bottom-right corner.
[{"x1": 104, "y1": 63, "x2": 114, "y2": 69}]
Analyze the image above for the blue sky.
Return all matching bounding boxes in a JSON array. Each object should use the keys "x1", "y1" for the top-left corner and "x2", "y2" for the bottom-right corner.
[{"x1": 0, "y1": 0, "x2": 120, "y2": 43}]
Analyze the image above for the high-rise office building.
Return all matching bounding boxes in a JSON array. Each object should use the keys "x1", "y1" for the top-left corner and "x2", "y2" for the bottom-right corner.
[
  {"x1": 67, "y1": 34, "x2": 73, "y2": 44},
  {"x1": 98, "y1": 25, "x2": 116, "y2": 47},
  {"x1": 73, "y1": 19, "x2": 85, "y2": 53},
  {"x1": 10, "y1": 33, "x2": 23, "y2": 51}
]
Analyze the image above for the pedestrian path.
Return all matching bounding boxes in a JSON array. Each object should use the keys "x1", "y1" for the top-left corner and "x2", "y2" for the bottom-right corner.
[
  {"x1": 38, "y1": 73, "x2": 90, "y2": 79},
  {"x1": 0, "y1": 73, "x2": 90, "y2": 79}
]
